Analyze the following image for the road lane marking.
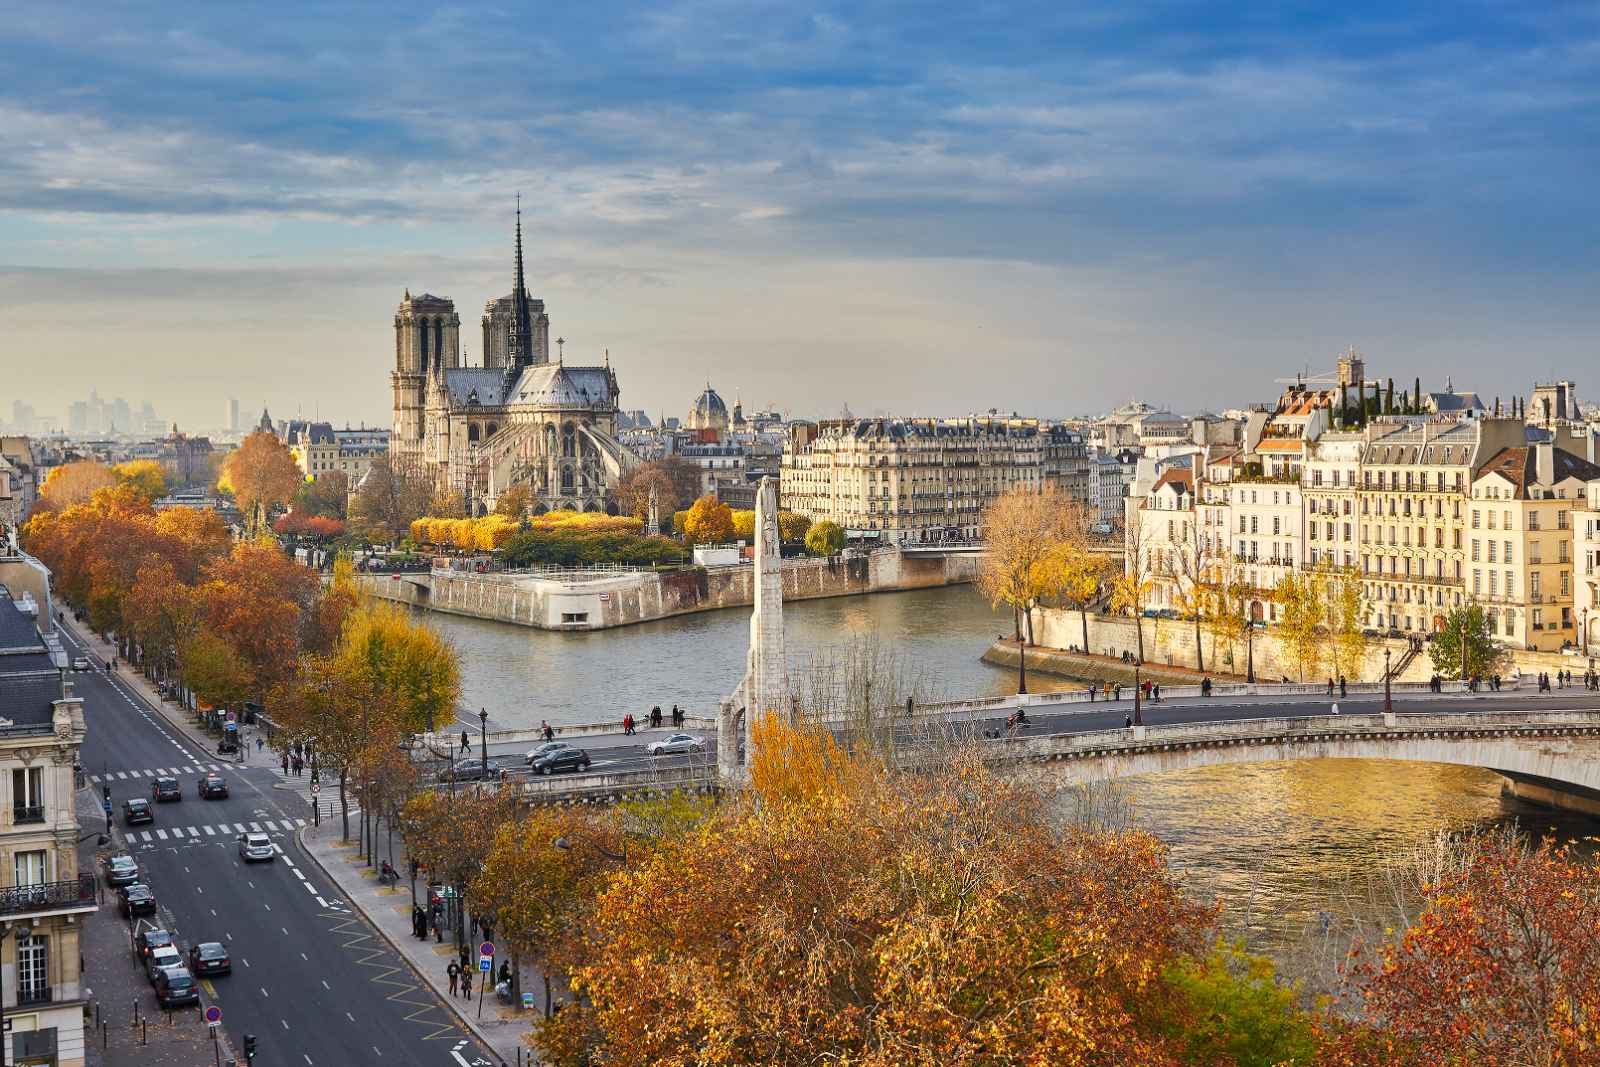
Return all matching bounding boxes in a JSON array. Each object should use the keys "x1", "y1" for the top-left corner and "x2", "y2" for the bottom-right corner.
[
  {"x1": 249, "y1": 822, "x2": 263, "y2": 832},
  {"x1": 261, "y1": 986, "x2": 270, "y2": 997},
  {"x1": 301, "y1": 951, "x2": 308, "y2": 960},
  {"x1": 263, "y1": 820, "x2": 279, "y2": 831},
  {"x1": 202, "y1": 826, "x2": 215, "y2": 836},
  {"x1": 154, "y1": 829, "x2": 168, "y2": 840},
  {"x1": 346, "y1": 1012, "x2": 355, "y2": 1022},
  {"x1": 322, "y1": 980, "x2": 331, "y2": 990},
  {"x1": 281, "y1": 1018, "x2": 289, "y2": 1029},
  {"x1": 234, "y1": 824, "x2": 247, "y2": 833}
]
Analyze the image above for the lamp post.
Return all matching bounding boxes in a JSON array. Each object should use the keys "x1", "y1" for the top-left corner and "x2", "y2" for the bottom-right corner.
[
  {"x1": 1132, "y1": 658, "x2": 1144, "y2": 726},
  {"x1": 1246, "y1": 622, "x2": 1255, "y2": 683},
  {"x1": 1383, "y1": 647, "x2": 1392, "y2": 712},
  {"x1": 479, "y1": 708, "x2": 489, "y2": 781},
  {"x1": 1016, "y1": 608, "x2": 1028, "y2": 696}
]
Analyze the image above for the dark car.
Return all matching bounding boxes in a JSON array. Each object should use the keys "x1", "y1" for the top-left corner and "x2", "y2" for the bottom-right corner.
[
  {"x1": 197, "y1": 773, "x2": 229, "y2": 799},
  {"x1": 150, "y1": 776, "x2": 181, "y2": 802},
  {"x1": 123, "y1": 798, "x2": 154, "y2": 825},
  {"x1": 136, "y1": 929, "x2": 173, "y2": 964},
  {"x1": 443, "y1": 759, "x2": 507, "y2": 783},
  {"x1": 530, "y1": 747, "x2": 591, "y2": 776},
  {"x1": 188, "y1": 941, "x2": 231, "y2": 976},
  {"x1": 103, "y1": 854, "x2": 140, "y2": 887},
  {"x1": 154, "y1": 967, "x2": 200, "y2": 1007},
  {"x1": 119, "y1": 883, "x2": 157, "y2": 918}
]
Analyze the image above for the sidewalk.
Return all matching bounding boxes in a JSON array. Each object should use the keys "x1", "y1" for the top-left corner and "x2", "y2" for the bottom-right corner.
[{"x1": 297, "y1": 818, "x2": 539, "y2": 1067}]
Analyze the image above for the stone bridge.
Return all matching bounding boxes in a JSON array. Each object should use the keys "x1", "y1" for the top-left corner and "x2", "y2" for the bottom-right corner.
[{"x1": 508, "y1": 708, "x2": 1600, "y2": 815}]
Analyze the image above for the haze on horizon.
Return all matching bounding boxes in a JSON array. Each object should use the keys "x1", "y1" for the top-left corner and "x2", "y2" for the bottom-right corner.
[{"x1": 2, "y1": 2, "x2": 1597, "y2": 430}]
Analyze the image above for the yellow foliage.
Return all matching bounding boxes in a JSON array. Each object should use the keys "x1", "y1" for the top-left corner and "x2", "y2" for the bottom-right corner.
[
  {"x1": 747, "y1": 713, "x2": 872, "y2": 808},
  {"x1": 408, "y1": 510, "x2": 642, "y2": 547}
]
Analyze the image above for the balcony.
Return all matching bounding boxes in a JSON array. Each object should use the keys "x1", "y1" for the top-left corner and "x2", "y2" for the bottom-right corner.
[
  {"x1": 0, "y1": 875, "x2": 97, "y2": 918},
  {"x1": 16, "y1": 986, "x2": 52, "y2": 1006},
  {"x1": 12, "y1": 804, "x2": 44, "y2": 825}
]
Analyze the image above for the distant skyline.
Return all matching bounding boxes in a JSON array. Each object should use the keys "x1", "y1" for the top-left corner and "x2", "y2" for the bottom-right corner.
[{"x1": 3, "y1": 3, "x2": 1597, "y2": 429}]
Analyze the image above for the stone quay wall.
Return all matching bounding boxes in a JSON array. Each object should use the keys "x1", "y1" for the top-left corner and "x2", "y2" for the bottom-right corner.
[{"x1": 358, "y1": 547, "x2": 980, "y2": 631}]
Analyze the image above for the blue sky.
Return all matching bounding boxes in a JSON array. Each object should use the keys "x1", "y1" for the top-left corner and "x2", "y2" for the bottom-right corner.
[{"x1": 3, "y1": 2, "x2": 1598, "y2": 429}]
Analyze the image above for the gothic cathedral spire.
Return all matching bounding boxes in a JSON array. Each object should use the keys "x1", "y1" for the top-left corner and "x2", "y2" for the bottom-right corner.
[{"x1": 506, "y1": 195, "x2": 534, "y2": 382}]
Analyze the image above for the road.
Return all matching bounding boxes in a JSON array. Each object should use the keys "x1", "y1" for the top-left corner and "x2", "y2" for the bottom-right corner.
[{"x1": 60, "y1": 621, "x2": 498, "y2": 1067}]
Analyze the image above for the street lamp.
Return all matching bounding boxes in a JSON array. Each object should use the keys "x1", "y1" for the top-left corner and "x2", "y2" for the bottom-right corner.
[
  {"x1": 1132, "y1": 657, "x2": 1144, "y2": 726},
  {"x1": 1383, "y1": 647, "x2": 1393, "y2": 712},
  {"x1": 479, "y1": 707, "x2": 489, "y2": 781}
]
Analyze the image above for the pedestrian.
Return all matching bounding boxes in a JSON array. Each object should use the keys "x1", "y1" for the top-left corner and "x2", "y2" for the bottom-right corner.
[
  {"x1": 256, "y1": 736, "x2": 265, "y2": 752},
  {"x1": 282, "y1": 752, "x2": 289, "y2": 775},
  {"x1": 461, "y1": 729, "x2": 470, "y2": 753},
  {"x1": 461, "y1": 968, "x2": 473, "y2": 999},
  {"x1": 447, "y1": 961, "x2": 459, "y2": 996},
  {"x1": 540, "y1": 720, "x2": 552, "y2": 742},
  {"x1": 1326, "y1": 677, "x2": 1334, "y2": 697},
  {"x1": 1152, "y1": 684, "x2": 1160, "y2": 702},
  {"x1": 1339, "y1": 675, "x2": 1347, "y2": 698},
  {"x1": 623, "y1": 713, "x2": 635, "y2": 736},
  {"x1": 498, "y1": 961, "x2": 511, "y2": 986},
  {"x1": 1330, "y1": 702, "x2": 1340, "y2": 715},
  {"x1": 1124, "y1": 713, "x2": 1132, "y2": 728},
  {"x1": 1088, "y1": 683, "x2": 1095, "y2": 701}
]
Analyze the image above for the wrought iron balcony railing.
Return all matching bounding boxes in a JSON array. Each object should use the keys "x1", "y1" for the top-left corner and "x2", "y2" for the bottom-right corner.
[{"x1": 0, "y1": 874, "x2": 96, "y2": 917}]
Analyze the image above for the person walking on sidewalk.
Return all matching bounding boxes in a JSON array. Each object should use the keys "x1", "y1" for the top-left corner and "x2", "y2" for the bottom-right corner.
[
  {"x1": 461, "y1": 967, "x2": 473, "y2": 1000},
  {"x1": 447, "y1": 961, "x2": 459, "y2": 997},
  {"x1": 281, "y1": 751, "x2": 289, "y2": 775}
]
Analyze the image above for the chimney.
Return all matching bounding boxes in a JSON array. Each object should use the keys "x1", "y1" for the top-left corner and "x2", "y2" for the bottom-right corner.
[{"x1": 1535, "y1": 441, "x2": 1555, "y2": 488}]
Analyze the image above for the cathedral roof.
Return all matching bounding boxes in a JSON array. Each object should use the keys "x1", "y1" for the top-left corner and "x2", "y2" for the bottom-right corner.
[
  {"x1": 443, "y1": 368, "x2": 510, "y2": 407},
  {"x1": 693, "y1": 386, "x2": 728, "y2": 419},
  {"x1": 511, "y1": 364, "x2": 614, "y2": 408}
]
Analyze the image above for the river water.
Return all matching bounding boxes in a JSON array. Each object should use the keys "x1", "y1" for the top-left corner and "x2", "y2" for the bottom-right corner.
[{"x1": 426, "y1": 584, "x2": 1598, "y2": 953}]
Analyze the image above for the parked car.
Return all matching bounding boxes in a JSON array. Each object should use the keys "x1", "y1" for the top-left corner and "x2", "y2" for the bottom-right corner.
[
  {"x1": 197, "y1": 773, "x2": 229, "y2": 799},
  {"x1": 524, "y1": 741, "x2": 573, "y2": 765},
  {"x1": 123, "y1": 798, "x2": 154, "y2": 826},
  {"x1": 529, "y1": 747, "x2": 592, "y2": 776},
  {"x1": 237, "y1": 832, "x2": 275, "y2": 863},
  {"x1": 150, "y1": 777, "x2": 181, "y2": 802},
  {"x1": 146, "y1": 943, "x2": 183, "y2": 982},
  {"x1": 154, "y1": 967, "x2": 201, "y2": 1007},
  {"x1": 442, "y1": 759, "x2": 507, "y2": 783},
  {"x1": 104, "y1": 854, "x2": 140, "y2": 887},
  {"x1": 187, "y1": 941, "x2": 231, "y2": 977},
  {"x1": 119, "y1": 883, "x2": 157, "y2": 918},
  {"x1": 136, "y1": 929, "x2": 173, "y2": 965},
  {"x1": 646, "y1": 733, "x2": 705, "y2": 756}
]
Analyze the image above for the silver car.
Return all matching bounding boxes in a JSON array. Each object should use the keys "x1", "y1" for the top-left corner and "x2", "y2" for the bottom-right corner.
[
  {"x1": 646, "y1": 733, "x2": 705, "y2": 756},
  {"x1": 237, "y1": 832, "x2": 275, "y2": 863},
  {"x1": 524, "y1": 740, "x2": 572, "y2": 765}
]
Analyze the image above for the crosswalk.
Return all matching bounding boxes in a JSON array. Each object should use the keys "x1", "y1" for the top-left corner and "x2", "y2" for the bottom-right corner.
[
  {"x1": 270, "y1": 765, "x2": 359, "y2": 818},
  {"x1": 90, "y1": 764, "x2": 232, "y2": 782},
  {"x1": 125, "y1": 818, "x2": 307, "y2": 843}
]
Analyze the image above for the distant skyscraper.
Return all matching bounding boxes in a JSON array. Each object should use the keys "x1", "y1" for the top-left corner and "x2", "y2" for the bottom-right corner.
[{"x1": 225, "y1": 397, "x2": 240, "y2": 433}]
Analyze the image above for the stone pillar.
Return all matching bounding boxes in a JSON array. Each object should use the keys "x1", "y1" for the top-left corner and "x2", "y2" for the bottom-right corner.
[
  {"x1": 723, "y1": 476, "x2": 788, "y2": 784},
  {"x1": 717, "y1": 700, "x2": 744, "y2": 783}
]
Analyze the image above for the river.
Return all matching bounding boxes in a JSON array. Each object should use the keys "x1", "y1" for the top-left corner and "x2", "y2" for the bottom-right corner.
[{"x1": 425, "y1": 583, "x2": 1598, "y2": 953}]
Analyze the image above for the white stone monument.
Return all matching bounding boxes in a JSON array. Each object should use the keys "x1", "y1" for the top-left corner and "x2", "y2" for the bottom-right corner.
[{"x1": 720, "y1": 475, "x2": 788, "y2": 782}]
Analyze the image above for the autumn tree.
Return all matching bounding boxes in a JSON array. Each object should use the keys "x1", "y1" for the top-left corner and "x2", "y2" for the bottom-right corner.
[
  {"x1": 402, "y1": 788, "x2": 520, "y2": 949},
  {"x1": 804, "y1": 519, "x2": 844, "y2": 556},
  {"x1": 681, "y1": 494, "x2": 734, "y2": 544},
  {"x1": 1273, "y1": 571, "x2": 1326, "y2": 682},
  {"x1": 537, "y1": 718, "x2": 1228, "y2": 1067},
  {"x1": 493, "y1": 484, "x2": 531, "y2": 518},
  {"x1": 221, "y1": 430, "x2": 301, "y2": 536},
  {"x1": 292, "y1": 470, "x2": 349, "y2": 519},
  {"x1": 1202, "y1": 557, "x2": 1252, "y2": 677},
  {"x1": 1109, "y1": 515, "x2": 1154, "y2": 661},
  {"x1": 1429, "y1": 601, "x2": 1508, "y2": 680},
  {"x1": 348, "y1": 454, "x2": 433, "y2": 542},
  {"x1": 113, "y1": 459, "x2": 168, "y2": 502},
  {"x1": 428, "y1": 487, "x2": 468, "y2": 519},
  {"x1": 978, "y1": 485, "x2": 1079, "y2": 657},
  {"x1": 1323, "y1": 566, "x2": 1368, "y2": 682},
  {"x1": 1324, "y1": 830, "x2": 1600, "y2": 1067},
  {"x1": 614, "y1": 457, "x2": 700, "y2": 521},
  {"x1": 730, "y1": 509, "x2": 756, "y2": 540},
  {"x1": 333, "y1": 600, "x2": 460, "y2": 733},
  {"x1": 777, "y1": 510, "x2": 811, "y2": 543},
  {"x1": 1171, "y1": 521, "x2": 1214, "y2": 672},
  {"x1": 193, "y1": 539, "x2": 321, "y2": 700},
  {"x1": 38, "y1": 460, "x2": 116, "y2": 510}
]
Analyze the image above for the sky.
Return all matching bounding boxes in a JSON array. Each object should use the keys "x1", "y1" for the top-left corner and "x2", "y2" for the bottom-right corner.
[{"x1": 2, "y1": 1, "x2": 1598, "y2": 431}]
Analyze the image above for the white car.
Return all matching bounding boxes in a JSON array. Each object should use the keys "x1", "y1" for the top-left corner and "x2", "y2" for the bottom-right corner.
[
  {"x1": 237, "y1": 832, "x2": 275, "y2": 863},
  {"x1": 146, "y1": 944, "x2": 183, "y2": 983},
  {"x1": 646, "y1": 733, "x2": 705, "y2": 756},
  {"x1": 72, "y1": 656, "x2": 90, "y2": 671}
]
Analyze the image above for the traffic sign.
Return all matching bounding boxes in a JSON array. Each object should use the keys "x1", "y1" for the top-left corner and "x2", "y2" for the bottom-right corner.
[
  {"x1": 309, "y1": 781, "x2": 320, "y2": 795},
  {"x1": 521, "y1": 992, "x2": 534, "y2": 1010},
  {"x1": 479, "y1": 941, "x2": 494, "y2": 958},
  {"x1": 479, "y1": 956, "x2": 491, "y2": 972},
  {"x1": 205, "y1": 1006, "x2": 222, "y2": 1024}
]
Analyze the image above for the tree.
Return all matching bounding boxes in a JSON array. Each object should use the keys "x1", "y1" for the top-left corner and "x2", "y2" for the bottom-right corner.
[
  {"x1": 1161, "y1": 943, "x2": 1316, "y2": 1067},
  {"x1": 681, "y1": 495, "x2": 734, "y2": 545},
  {"x1": 39, "y1": 460, "x2": 116, "y2": 509},
  {"x1": 1171, "y1": 521, "x2": 1213, "y2": 672},
  {"x1": 1429, "y1": 602, "x2": 1508, "y2": 680},
  {"x1": 333, "y1": 601, "x2": 461, "y2": 733},
  {"x1": 1058, "y1": 535, "x2": 1106, "y2": 655},
  {"x1": 730, "y1": 509, "x2": 756, "y2": 540},
  {"x1": 613, "y1": 460, "x2": 691, "y2": 522},
  {"x1": 494, "y1": 485, "x2": 531, "y2": 518},
  {"x1": 777, "y1": 510, "x2": 812, "y2": 543},
  {"x1": 537, "y1": 718, "x2": 1222, "y2": 1067},
  {"x1": 222, "y1": 430, "x2": 302, "y2": 536},
  {"x1": 1272, "y1": 571, "x2": 1326, "y2": 681},
  {"x1": 1202, "y1": 557, "x2": 1251, "y2": 677},
  {"x1": 292, "y1": 470, "x2": 349, "y2": 519},
  {"x1": 1324, "y1": 830, "x2": 1600, "y2": 1067},
  {"x1": 1110, "y1": 515, "x2": 1154, "y2": 662},
  {"x1": 178, "y1": 628, "x2": 252, "y2": 709},
  {"x1": 1323, "y1": 566, "x2": 1368, "y2": 682},
  {"x1": 348, "y1": 454, "x2": 433, "y2": 542},
  {"x1": 402, "y1": 788, "x2": 520, "y2": 950},
  {"x1": 978, "y1": 486, "x2": 1078, "y2": 651},
  {"x1": 114, "y1": 460, "x2": 168, "y2": 502},
  {"x1": 804, "y1": 519, "x2": 844, "y2": 556}
]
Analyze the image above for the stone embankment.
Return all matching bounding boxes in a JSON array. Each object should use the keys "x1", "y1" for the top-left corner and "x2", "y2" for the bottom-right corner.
[{"x1": 359, "y1": 546, "x2": 979, "y2": 631}]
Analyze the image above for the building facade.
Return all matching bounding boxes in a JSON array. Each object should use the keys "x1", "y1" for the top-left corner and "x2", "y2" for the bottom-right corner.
[
  {"x1": 780, "y1": 418, "x2": 1044, "y2": 544},
  {"x1": 290, "y1": 424, "x2": 388, "y2": 483},
  {"x1": 1575, "y1": 479, "x2": 1600, "y2": 655},
  {"x1": 0, "y1": 588, "x2": 93, "y2": 1067}
]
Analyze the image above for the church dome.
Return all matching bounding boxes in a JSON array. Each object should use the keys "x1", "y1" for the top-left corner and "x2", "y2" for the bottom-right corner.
[{"x1": 693, "y1": 386, "x2": 727, "y2": 420}]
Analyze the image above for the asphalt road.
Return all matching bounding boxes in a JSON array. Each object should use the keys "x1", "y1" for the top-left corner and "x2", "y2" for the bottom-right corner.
[{"x1": 60, "y1": 622, "x2": 497, "y2": 1067}]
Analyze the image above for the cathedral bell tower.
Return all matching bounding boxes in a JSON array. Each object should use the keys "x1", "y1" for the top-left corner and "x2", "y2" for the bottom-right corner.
[{"x1": 392, "y1": 290, "x2": 460, "y2": 447}]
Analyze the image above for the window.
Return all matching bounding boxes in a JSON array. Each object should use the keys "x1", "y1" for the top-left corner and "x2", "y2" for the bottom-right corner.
[
  {"x1": 11, "y1": 766, "x2": 43, "y2": 823},
  {"x1": 1529, "y1": 511, "x2": 1540, "y2": 531},
  {"x1": 1533, "y1": 608, "x2": 1544, "y2": 630},
  {"x1": 14, "y1": 848, "x2": 46, "y2": 886},
  {"x1": 1472, "y1": 540, "x2": 1480, "y2": 562},
  {"x1": 1531, "y1": 572, "x2": 1541, "y2": 597},
  {"x1": 1488, "y1": 571, "x2": 1497, "y2": 595},
  {"x1": 17, "y1": 933, "x2": 48, "y2": 1005},
  {"x1": 1488, "y1": 541, "x2": 1497, "y2": 563},
  {"x1": 1505, "y1": 541, "x2": 1514, "y2": 565}
]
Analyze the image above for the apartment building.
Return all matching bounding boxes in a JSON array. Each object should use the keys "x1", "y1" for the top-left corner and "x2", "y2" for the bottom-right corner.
[
  {"x1": 0, "y1": 588, "x2": 93, "y2": 1067},
  {"x1": 1303, "y1": 432, "x2": 1363, "y2": 571},
  {"x1": 1134, "y1": 467, "x2": 1196, "y2": 612},
  {"x1": 1575, "y1": 479, "x2": 1600, "y2": 655},
  {"x1": 779, "y1": 418, "x2": 1044, "y2": 544},
  {"x1": 1357, "y1": 416, "x2": 1525, "y2": 634},
  {"x1": 290, "y1": 423, "x2": 388, "y2": 482},
  {"x1": 1469, "y1": 443, "x2": 1600, "y2": 651}
]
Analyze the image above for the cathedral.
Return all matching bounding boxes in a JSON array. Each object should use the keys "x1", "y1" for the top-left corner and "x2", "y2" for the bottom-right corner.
[{"x1": 389, "y1": 209, "x2": 634, "y2": 514}]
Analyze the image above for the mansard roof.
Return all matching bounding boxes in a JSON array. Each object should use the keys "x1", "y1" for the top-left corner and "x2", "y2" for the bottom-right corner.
[{"x1": 511, "y1": 364, "x2": 615, "y2": 408}]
